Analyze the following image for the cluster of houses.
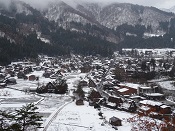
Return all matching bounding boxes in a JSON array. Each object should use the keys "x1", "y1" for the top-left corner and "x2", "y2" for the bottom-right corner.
[
  {"x1": 114, "y1": 49, "x2": 175, "y2": 84},
  {"x1": 0, "y1": 54, "x2": 175, "y2": 128},
  {"x1": 121, "y1": 48, "x2": 175, "y2": 58}
]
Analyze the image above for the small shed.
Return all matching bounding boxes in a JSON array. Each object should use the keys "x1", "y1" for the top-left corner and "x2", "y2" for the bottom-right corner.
[
  {"x1": 109, "y1": 116, "x2": 122, "y2": 126},
  {"x1": 76, "y1": 99, "x2": 84, "y2": 105}
]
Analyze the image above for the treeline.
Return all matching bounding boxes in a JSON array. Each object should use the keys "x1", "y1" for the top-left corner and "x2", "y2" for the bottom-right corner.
[
  {"x1": 0, "y1": 34, "x2": 68, "y2": 65},
  {"x1": 0, "y1": 27, "x2": 116, "y2": 65},
  {"x1": 0, "y1": 9, "x2": 117, "y2": 65},
  {"x1": 117, "y1": 18, "x2": 175, "y2": 49},
  {"x1": 50, "y1": 27, "x2": 116, "y2": 56}
]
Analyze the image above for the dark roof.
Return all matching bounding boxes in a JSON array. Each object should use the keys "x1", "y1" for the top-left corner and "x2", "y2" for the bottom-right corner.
[{"x1": 110, "y1": 116, "x2": 122, "y2": 122}]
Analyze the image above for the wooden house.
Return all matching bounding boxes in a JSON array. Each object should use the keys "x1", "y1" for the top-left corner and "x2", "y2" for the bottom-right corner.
[
  {"x1": 88, "y1": 89, "x2": 102, "y2": 102},
  {"x1": 139, "y1": 100, "x2": 162, "y2": 112},
  {"x1": 117, "y1": 88, "x2": 130, "y2": 96},
  {"x1": 17, "y1": 71, "x2": 26, "y2": 79},
  {"x1": 108, "y1": 96, "x2": 123, "y2": 104},
  {"x1": 29, "y1": 75, "x2": 36, "y2": 81},
  {"x1": 116, "y1": 84, "x2": 138, "y2": 96},
  {"x1": 138, "y1": 86, "x2": 155, "y2": 95},
  {"x1": 107, "y1": 96, "x2": 123, "y2": 108},
  {"x1": 37, "y1": 79, "x2": 68, "y2": 94},
  {"x1": 80, "y1": 65, "x2": 92, "y2": 73},
  {"x1": 88, "y1": 79, "x2": 96, "y2": 87},
  {"x1": 46, "y1": 82, "x2": 56, "y2": 93},
  {"x1": 79, "y1": 80, "x2": 88, "y2": 87},
  {"x1": 130, "y1": 95, "x2": 146, "y2": 103},
  {"x1": 37, "y1": 82, "x2": 55, "y2": 93},
  {"x1": 43, "y1": 71, "x2": 52, "y2": 78},
  {"x1": 149, "y1": 112, "x2": 162, "y2": 120},
  {"x1": 138, "y1": 105, "x2": 151, "y2": 116},
  {"x1": 160, "y1": 105, "x2": 172, "y2": 114},
  {"x1": 145, "y1": 93, "x2": 165, "y2": 100},
  {"x1": 139, "y1": 100, "x2": 172, "y2": 121},
  {"x1": 109, "y1": 116, "x2": 122, "y2": 126},
  {"x1": 113, "y1": 86, "x2": 137, "y2": 97}
]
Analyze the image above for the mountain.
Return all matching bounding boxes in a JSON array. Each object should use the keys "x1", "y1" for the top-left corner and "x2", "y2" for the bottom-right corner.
[
  {"x1": 0, "y1": 0, "x2": 175, "y2": 65},
  {"x1": 0, "y1": 0, "x2": 117, "y2": 65},
  {"x1": 44, "y1": 1, "x2": 175, "y2": 32},
  {"x1": 44, "y1": 1, "x2": 119, "y2": 43}
]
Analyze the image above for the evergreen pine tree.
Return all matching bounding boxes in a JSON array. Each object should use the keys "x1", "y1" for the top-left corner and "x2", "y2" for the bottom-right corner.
[{"x1": 15, "y1": 103, "x2": 42, "y2": 131}]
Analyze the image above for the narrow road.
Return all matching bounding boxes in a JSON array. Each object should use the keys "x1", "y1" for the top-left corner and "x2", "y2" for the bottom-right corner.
[{"x1": 42, "y1": 100, "x2": 72, "y2": 131}]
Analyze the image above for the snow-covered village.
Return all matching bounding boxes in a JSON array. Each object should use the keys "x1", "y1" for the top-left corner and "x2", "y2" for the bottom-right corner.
[
  {"x1": 0, "y1": 49, "x2": 175, "y2": 131},
  {"x1": 2, "y1": 0, "x2": 175, "y2": 130}
]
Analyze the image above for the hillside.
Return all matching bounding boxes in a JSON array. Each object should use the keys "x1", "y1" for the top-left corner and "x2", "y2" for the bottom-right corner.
[
  {"x1": 0, "y1": 0, "x2": 175, "y2": 64},
  {"x1": 0, "y1": 1, "x2": 117, "y2": 65},
  {"x1": 45, "y1": 1, "x2": 175, "y2": 32}
]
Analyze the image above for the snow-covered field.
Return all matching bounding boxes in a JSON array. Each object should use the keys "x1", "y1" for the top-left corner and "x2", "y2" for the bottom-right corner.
[
  {"x1": 47, "y1": 101, "x2": 133, "y2": 131},
  {"x1": 1, "y1": 71, "x2": 134, "y2": 131},
  {"x1": 0, "y1": 88, "x2": 41, "y2": 111}
]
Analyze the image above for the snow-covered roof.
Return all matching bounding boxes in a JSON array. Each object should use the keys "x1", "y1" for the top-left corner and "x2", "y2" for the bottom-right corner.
[
  {"x1": 145, "y1": 93, "x2": 164, "y2": 96},
  {"x1": 130, "y1": 95, "x2": 146, "y2": 100},
  {"x1": 139, "y1": 86, "x2": 151, "y2": 89},
  {"x1": 140, "y1": 105, "x2": 150, "y2": 111},
  {"x1": 124, "y1": 83, "x2": 140, "y2": 89},
  {"x1": 139, "y1": 100, "x2": 162, "y2": 106},
  {"x1": 113, "y1": 86, "x2": 120, "y2": 89},
  {"x1": 105, "y1": 75, "x2": 113, "y2": 80},
  {"x1": 118, "y1": 88, "x2": 129, "y2": 93},
  {"x1": 160, "y1": 105, "x2": 170, "y2": 109}
]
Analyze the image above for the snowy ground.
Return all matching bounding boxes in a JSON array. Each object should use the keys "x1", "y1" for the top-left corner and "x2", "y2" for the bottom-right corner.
[
  {"x1": 0, "y1": 71, "x2": 138, "y2": 131},
  {"x1": 47, "y1": 101, "x2": 133, "y2": 131},
  {"x1": 0, "y1": 88, "x2": 41, "y2": 111},
  {"x1": 157, "y1": 80, "x2": 175, "y2": 90}
]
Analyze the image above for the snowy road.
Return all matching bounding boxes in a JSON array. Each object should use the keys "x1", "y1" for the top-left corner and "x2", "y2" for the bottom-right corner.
[{"x1": 42, "y1": 100, "x2": 73, "y2": 131}]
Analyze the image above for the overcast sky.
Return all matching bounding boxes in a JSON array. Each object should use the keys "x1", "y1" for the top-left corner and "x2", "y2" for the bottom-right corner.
[
  {"x1": 102, "y1": 0, "x2": 175, "y2": 9},
  {"x1": 80, "y1": 0, "x2": 175, "y2": 9},
  {"x1": 0, "y1": 0, "x2": 175, "y2": 9}
]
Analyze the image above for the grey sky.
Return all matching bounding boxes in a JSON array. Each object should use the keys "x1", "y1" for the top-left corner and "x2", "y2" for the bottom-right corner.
[
  {"x1": 0, "y1": 0, "x2": 175, "y2": 9},
  {"x1": 82, "y1": 0, "x2": 175, "y2": 9}
]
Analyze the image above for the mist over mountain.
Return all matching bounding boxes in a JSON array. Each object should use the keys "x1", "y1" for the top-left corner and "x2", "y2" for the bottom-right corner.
[
  {"x1": 1, "y1": 0, "x2": 175, "y2": 10},
  {"x1": 44, "y1": 1, "x2": 174, "y2": 32},
  {"x1": 161, "y1": 6, "x2": 175, "y2": 14},
  {"x1": 0, "y1": 0, "x2": 175, "y2": 65}
]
